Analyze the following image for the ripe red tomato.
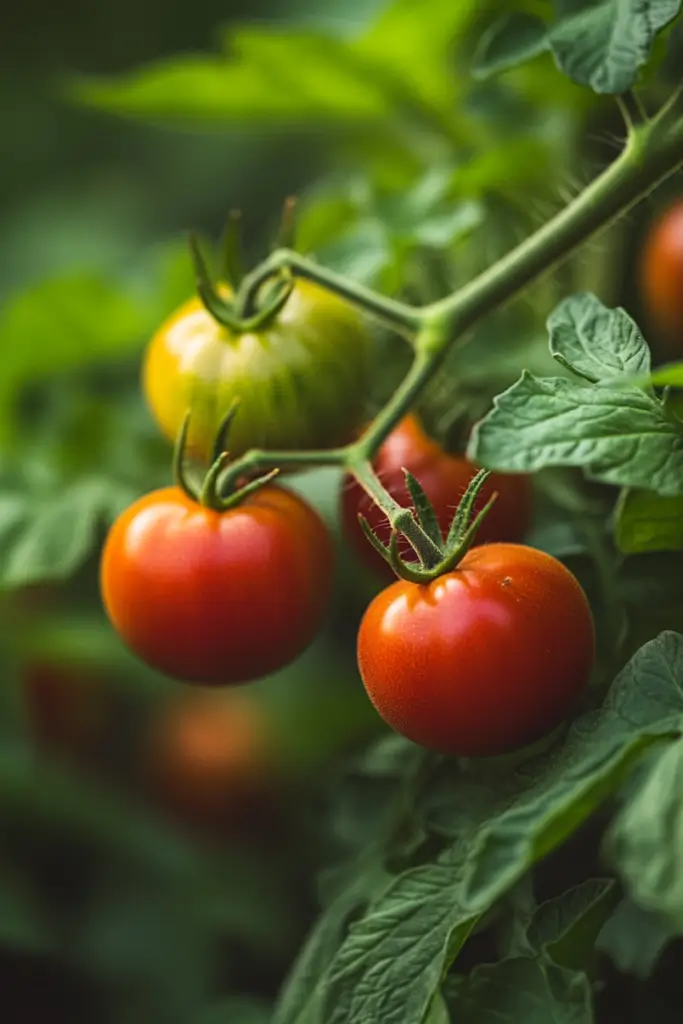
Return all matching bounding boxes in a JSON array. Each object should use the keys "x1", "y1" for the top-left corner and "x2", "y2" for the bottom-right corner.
[
  {"x1": 23, "y1": 661, "x2": 107, "y2": 760},
  {"x1": 100, "y1": 485, "x2": 333, "y2": 684},
  {"x1": 341, "y1": 415, "x2": 532, "y2": 576},
  {"x1": 143, "y1": 281, "x2": 374, "y2": 462},
  {"x1": 147, "y1": 691, "x2": 272, "y2": 830},
  {"x1": 357, "y1": 543, "x2": 594, "y2": 757},
  {"x1": 639, "y1": 200, "x2": 683, "y2": 347}
]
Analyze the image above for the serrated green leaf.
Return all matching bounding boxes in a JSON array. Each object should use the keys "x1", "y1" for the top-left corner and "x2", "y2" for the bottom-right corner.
[
  {"x1": 596, "y1": 897, "x2": 676, "y2": 978},
  {"x1": 0, "y1": 476, "x2": 134, "y2": 588},
  {"x1": 309, "y1": 634, "x2": 683, "y2": 1024},
  {"x1": 549, "y1": 0, "x2": 682, "y2": 94},
  {"x1": 614, "y1": 489, "x2": 683, "y2": 553},
  {"x1": 609, "y1": 735, "x2": 683, "y2": 928},
  {"x1": 527, "y1": 879, "x2": 619, "y2": 969},
  {"x1": 445, "y1": 958, "x2": 593, "y2": 1023},
  {"x1": 468, "y1": 372, "x2": 683, "y2": 496},
  {"x1": 547, "y1": 293, "x2": 651, "y2": 383},
  {"x1": 472, "y1": 13, "x2": 549, "y2": 80}
]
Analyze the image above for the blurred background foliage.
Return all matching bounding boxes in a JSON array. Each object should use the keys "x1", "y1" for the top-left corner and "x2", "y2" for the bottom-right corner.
[{"x1": 3, "y1": 0, "x2": 683, "y2": 1020}]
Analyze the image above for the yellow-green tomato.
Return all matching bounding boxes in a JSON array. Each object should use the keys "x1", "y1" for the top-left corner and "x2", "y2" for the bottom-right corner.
[{"x1": 143, "y1": 280, "x2": 374, "y2": 461}]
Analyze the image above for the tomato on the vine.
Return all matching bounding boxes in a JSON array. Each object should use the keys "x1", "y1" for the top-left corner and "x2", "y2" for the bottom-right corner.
[
  {"x1": 100, "y1": 485, "x2": 333, "y2": 684},
  {"x1": 341, "y1": 415, "x2": 532, "y2": 577},
  {"x1": 357, "y1": 543, "x2": 594, "y2": 757},
  {"x1": 147, "y1": 690, "x2": 272, "y2": 830},
  {"x1": 143, "y1": 280, "x2": 374, "y2": 461},
  {"x1": 639, "y1": 199, "x2": 683, "y2": 347}
]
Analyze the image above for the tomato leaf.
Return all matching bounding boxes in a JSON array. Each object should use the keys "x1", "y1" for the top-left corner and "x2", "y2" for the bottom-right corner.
[
  {"x1": 305, "y1": 634, "x2": 683, "y2": 1024},
  {"x1": 526, "y1": 879, "x2": 619, "y2": 969},
  {"x1": 472, "y1": 13, "x2": 550, "y2": 80},
  {"x1": 445, "y1": 957, "x2": 593, "y2": 1023},
  {"x1": 468, "y1": 372, "x2": 683, "y2": 495},
  {"x1": 608, "y1": 735, "x2": 683, "y2": 928},
  {"x1": 548, "y1": 0, "x2": 682, "y2": 94},
  {"x1": 547, "y1": 293, "x2": 651, "y2": 383},
  {"x1": 614, "y1": 489, "x2": 683, "y2": 553},
  {"x1": 0, "y1": 476, "x2": 134, "y2": 588},
  {"x1": 596, "y1": 898, "x2": 676, "y2": 979},
  {"x1": 473, "y1": 1, "x2": 683, "y2": 94}
]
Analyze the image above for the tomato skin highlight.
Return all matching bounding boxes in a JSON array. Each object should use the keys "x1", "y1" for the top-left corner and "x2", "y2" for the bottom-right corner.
[
  {"x1": 143, "y1": 280, "x2": 373, "y2": 462},
  {"x1": 100, "y1": 485, "x2": 333, "y2": 684},
  {"x1": 357, "y1": 544, "x2": 594, "y2": 757},
  {"x1": 640, "y1": 201, "x2": 683, "y2": 348},
  {"x1": 341, "y1": 415, "x2": 532, "y2": 577}
]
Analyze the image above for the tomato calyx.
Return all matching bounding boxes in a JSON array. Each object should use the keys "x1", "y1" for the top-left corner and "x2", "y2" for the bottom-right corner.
[
  {"x1": 173, "y1": 404, "x2": 279, "y2": 512},
  {"x1": 188, "y1": 232, "x2": 294, "y2": 335},
  {"x1": 358, "y1": 468, "x2": 498, "y2": 584}
]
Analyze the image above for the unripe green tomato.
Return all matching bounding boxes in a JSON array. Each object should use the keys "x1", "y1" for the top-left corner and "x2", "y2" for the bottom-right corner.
[{"x1": 143, "y1": 280, "x2": 374, "y2": 461}]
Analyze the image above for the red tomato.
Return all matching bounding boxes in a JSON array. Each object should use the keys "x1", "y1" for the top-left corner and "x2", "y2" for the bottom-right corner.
[
  {"x1": 100, "y1": 485, "x2": 333, "y2": 684},
  {"x1": 341, "y1": 415, "x2": 532, "y2": 577},
  {"x1": 23, "y1": 662, "x2": 107, "y2": 760},
  {"x1": 147, "y1": 691, "x2": 272, "y2": 830},
  {"x1": 357, "y1": 543, "x2": 594, "y2": 757},
  {"x1": 640, "y1": 200, "x2": 683, "y2": 347}
]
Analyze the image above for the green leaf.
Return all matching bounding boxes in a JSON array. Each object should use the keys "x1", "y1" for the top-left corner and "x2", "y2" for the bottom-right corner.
[
  {"x1": 609, "y1": 735, "x2": 683, "y2": 928},
  {"x1": 0, "y1": 275, "x2": 151, "y2": 440},
  {"x1": 549, "y1": 0, "x2": 682, "y2": 94},
  {"x1": 614, "y1": 489, "x2": 683, "y2": 553},
  {"x1": 0, "y1": 476, "x2": 134, "y2": 588},
  {"x1": 445, "y1": 958, "x2": 593, "y2": 1023},
  {"x1": 472, "y1": 13, "x2": 549, "y2": 80},
  {"x1": 310, "y1": 634, "x2": 683, "y2": 1024},
  {"x1": 424, "y1": 991, "x2": 450, "y2": 1024},
  {"x1": 468, "y1": 372, "x2": 683, "y2": 496},
  {"x1": 647, "y1": 360, "x2": 683, "y2": 387},
  {"x1": 596, "y1": 898, "x2": 676, "y2": 978},
  {"x1": 273, "y1": 862, "x2": 390, "y2": 1024},
  {"x1": 526, "y1": 879, "x2": 619, "y2": 969},
  {"x1": 547, "y1": 293, "x2": 651, "y2": 383}
]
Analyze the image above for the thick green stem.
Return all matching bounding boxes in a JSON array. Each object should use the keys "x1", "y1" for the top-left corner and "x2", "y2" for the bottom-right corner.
[
  {"x1": 237, "y1": 249, "x2": 422, "y2": 339},
  {"x1": 425, "y1": 102, "x2": 683, "y2": 340}
]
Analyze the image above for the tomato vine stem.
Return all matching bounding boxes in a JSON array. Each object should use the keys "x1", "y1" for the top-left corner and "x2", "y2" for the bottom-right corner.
[{"x1": 219, "y1": 93, "x2": 683, "y2": 533}]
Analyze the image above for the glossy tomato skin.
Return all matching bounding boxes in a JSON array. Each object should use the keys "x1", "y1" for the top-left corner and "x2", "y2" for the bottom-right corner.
[
  {"x1": 640, "y1": 201, "x2": 683, "y2": 347},
  {"x1": 100, "y1": 485, "x2": 333, "y2": 684},
  {"x1": 357, "y1": 544, "x2": 594, "y2": 757},
  {"x1": 143, "y1": 281, "x2": 373, "y2": 462},
  {"x1": 148, "y1": 691, "x2": 272, "y2": 831},
  {"x1": 341, "y1": 415, "x2": 532, "y2": 577}
]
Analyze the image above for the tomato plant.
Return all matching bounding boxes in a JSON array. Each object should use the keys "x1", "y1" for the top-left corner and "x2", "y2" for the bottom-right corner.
[
  {"x1": 143, "y1": 279, "x2": 374, "y2": 461},
  {"x1": 639, "y1": 198, "x2": 683, "y2": 349},
  {"x1": 357, "y1": 543, "x2": 594, "y2": 756},
  {"x1": 7, "y1": 2, "x2": 683, "y2": 1022},
  {"x1": 341, "y1": 414, "x2": 533, "y2": 576},
  {"x1": 100, "y1": 484, "x2": 333, "y2": 684}
]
